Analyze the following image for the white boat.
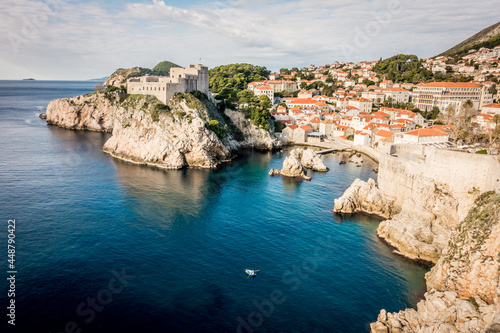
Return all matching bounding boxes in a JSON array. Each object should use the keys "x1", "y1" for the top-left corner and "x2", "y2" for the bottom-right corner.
[{"x1": 245, "y1": 269, "x2": 259, "y2": 277}]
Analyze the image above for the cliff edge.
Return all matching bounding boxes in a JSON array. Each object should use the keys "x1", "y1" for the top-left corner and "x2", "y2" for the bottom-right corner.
[{"x1": 371, "y1": 191, "x2": 500, "y2": 333}]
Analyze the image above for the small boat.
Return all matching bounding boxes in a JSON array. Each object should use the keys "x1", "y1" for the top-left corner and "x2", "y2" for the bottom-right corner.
[{"x1": 245, "y1": 269, "x2": 259, "y2": 277}]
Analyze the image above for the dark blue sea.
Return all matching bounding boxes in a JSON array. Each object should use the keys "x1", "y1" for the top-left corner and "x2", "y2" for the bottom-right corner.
[{"x1": 0, "y1": 80, "x2": 428, "y2": 333}]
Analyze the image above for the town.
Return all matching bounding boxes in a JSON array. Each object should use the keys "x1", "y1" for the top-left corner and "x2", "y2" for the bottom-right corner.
[{"x1": 241, "y1": 46, "x2": 500, "y2": 150}]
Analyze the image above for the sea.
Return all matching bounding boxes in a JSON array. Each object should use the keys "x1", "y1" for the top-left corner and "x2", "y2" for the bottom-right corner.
[{"x1": 0, "y1": 80, "x2": 428, "y2": 333}]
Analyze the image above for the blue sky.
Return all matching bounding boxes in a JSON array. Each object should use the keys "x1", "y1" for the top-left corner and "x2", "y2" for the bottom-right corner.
[{"x1": 0, "y1": 0, "x2": 499, "y2": 80}]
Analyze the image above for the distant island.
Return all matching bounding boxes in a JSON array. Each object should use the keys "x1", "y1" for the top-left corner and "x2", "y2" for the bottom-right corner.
[
  {"x1": 88, "y1": 76, "x2": 108, "y2": 82},
  {"x1": 23, "y1": 78, "x2": 36, "y2": 81}
]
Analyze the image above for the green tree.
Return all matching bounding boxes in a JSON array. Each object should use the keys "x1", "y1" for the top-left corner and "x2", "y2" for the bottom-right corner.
[{"x1": 237, "y1": 89, "x2": 255, "y2": 104}]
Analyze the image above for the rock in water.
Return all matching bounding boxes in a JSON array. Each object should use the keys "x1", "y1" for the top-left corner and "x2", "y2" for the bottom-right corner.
[
  {"x1": 333, "y1": 178, "x2": 396, "y2": 219},
  {"x1": 300, "y1": 148, "x2": 329, "y2": 172},
  {"x1": 280, "y1": 154, "x2": 311, "y2": 180}
]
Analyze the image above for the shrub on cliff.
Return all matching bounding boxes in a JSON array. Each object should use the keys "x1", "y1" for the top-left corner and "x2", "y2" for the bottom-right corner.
[{"x1": 206, "y1": 120, "x2": 228, "y2": 138}]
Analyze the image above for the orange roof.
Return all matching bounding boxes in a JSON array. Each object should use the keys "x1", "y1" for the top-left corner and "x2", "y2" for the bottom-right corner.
[
  {"x1": 376, "y1": 130, "x2": 393, "y2": 138},
  {"x1": 287, "y1": 124, "x2": 298, "y2": 130},
  {"x1": 300, "y1": 125, "x2": 313, "y2": 131},
  {"x1": 405, "y1": 128, "x2": 448, "y2": 137},
  {"x1": 483, "y1": 103, "x2": 500, "y2": 108},
  {"x1": 416, "y1": 82, "x2": 481, "y2": 88},
  {"x1": 432, "y1": 125, "x2": 453, "y2": 132},
  {"x1": 287, "y1": 98, "x2": 315, "y2": 104}
]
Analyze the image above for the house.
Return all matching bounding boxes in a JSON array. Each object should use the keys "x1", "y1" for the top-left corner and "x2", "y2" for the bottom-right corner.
[
  {"x1": 381, "y1": 87, "x2": 410, "y2": 104},
  {"x1": 294, "y1": 125, "x2": 314, "y2": 143},
  {"x1": 482, "y1": 103, "x2": 500, "y2": 115},
  {"x1": 254, "y1": 85, "x2": 274, "y2": 101},
  {"x1": 380, "y1": 80, "x2": 393, "y2": 88},
  {"x1": 348, "y1": 98, "x2": 373, "y2": 113},
  {"x1": 374, "y1": 129, "x2": 393, "y2": 143},
  {"x1": 472, "y1": 114, "x2": 496, "y2": 130},
  {"x1": 281, "y1": 124, "x2": 298, "y2": 142},
  {"x1": 354, "y1": 133, "x2": 371, "y2": 146},
  {"x1": 319, "y1": 120, "x2": 336, "y2": 138}
]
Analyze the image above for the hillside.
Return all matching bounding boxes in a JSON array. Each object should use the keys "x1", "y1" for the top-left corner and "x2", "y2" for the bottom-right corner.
[
  {"x1": 103, "y1": 60, "x2": 182, "y2": 87},
  {"x1": 441, "y1": 21, "x2": 500, "y2": 57},
  {"x1": 151, "y1": 60, "x2": 181, "y2": 76}
]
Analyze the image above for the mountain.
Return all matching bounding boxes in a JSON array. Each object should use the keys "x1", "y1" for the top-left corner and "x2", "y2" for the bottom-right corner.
[
  {"x1": 103, "y1": 61, "x2": 182, "y2": 87},
  {"x1": 151, "y1": 60, "x2": 181, "y2": 76},
  {"x1": 441, "y1": 21, "x2": 500, "y2": 57}
]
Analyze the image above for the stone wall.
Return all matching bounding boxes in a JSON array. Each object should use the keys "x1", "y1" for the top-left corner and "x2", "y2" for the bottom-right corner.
[{"x1": 377, "y1": 147, "x2": 500, "y2": 219}]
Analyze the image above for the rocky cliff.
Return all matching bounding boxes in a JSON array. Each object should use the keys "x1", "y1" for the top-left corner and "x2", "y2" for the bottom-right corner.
[
  {"x1": 44, "y1": 91, "x2": 120, "y2": 132},
  {"x1": 371, "y1": 191, "x2": 500, "y2": 333},
  {"x1": 102, "y1": 93, "x2": 237, "y2": 169},
  {"x1": 103, "y1": 67, "x2": 141, "y2": 87},
  {"x1": 224, "y1": 109, "x2": 281, "y2": 151},
  {"x1": 43, "y1": 89, "x2": 280, "y2": 169},
  {"x1": 333, "y1": 178, "x2": 396, "y2": 219},
  {"x1": 333, "y1": 146, "x2": 500, "y2": 331}
]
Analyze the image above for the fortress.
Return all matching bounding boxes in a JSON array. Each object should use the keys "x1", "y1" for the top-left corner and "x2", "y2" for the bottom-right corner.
[{"x1": 126, "y1": 64, "x2": 209, "y2": 104}]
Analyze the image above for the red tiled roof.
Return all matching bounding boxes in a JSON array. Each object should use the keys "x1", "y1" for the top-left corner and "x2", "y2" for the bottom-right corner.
[
  {"x1": 376, "y1": 130, "x2": 393, "y2": 138},
  {"x1": 405, "y1": 128, "x2": 448, "y2": 137},
  {"x1": 416, "y1": 82, "x2": 481, "y2": 88},
  {"x1": 483, "y1": 103, "x2": 500, "y2": 108}
]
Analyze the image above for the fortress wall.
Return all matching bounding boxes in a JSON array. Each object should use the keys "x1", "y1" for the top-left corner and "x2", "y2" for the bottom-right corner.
[
  {"x1": 392, "y1": 144, "x2": 426, "y2": 156},
  {"x1": 377, "y1": 147, "x2": 500, "y2": 217},
  {"x1": 424, "y1": 148, "x2": 500, "y2": 195}
]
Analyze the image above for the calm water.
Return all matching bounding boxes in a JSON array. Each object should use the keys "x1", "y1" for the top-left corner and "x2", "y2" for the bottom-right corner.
[{"x1": 0, "y1": 80, "x2": 428, "y2": 333}]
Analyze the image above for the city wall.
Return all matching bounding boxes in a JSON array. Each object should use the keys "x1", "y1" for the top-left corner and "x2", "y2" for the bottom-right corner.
[{"x1": 377, "y1": 146, "x2": 500, "y2": 218}]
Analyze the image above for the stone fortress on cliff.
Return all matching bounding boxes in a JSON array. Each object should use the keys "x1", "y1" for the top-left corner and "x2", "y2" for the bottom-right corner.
[{"x1": 126, "y1": 64, "x2": 209, "y2": 104}]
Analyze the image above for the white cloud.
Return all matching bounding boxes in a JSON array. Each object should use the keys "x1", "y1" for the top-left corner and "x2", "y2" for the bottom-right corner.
[{"x1": 0, "y1": 0, "x2": 498, "y2": 79}]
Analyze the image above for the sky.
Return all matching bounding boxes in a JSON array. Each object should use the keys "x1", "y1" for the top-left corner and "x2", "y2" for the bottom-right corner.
[{"x1": 0, "y1": 0, "x2": 499, "y2": 80}]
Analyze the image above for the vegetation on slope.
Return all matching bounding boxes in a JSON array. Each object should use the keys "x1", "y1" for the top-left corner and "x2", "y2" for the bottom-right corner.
[
  {"x1": 208, "y1": 63, "x2": 270, "y2": 95},
  {"x1": 441, "y1": 21, "x2": 500, "y2": 57},
  {"x1": 373, "y1": 54, "x2": 433, "y2": 83},
  {"x1": 209, "y1": 63, "x2": 273, "y2": 131},
  {"x1": 124, "y1": 60, "x2": 182, "y2": 80},
  {"x1": 151, "y1": 61, "x2": 181, "y2": 76}
]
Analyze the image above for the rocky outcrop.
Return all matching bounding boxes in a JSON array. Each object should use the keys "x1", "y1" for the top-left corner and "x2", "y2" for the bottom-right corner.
[
  {"x1": 102, "y1": 93, "x2": 236, "y2": 169},
  {"x1": 270, "y1": 148, "x2": 327, "y2": 180},
  {"x1": 371, "y1": 192, "x2": 500, "y2": 333},
  {"x1": 103, "y1": 67, "x2": 141, "y2": 87},
  {"x1": 377, "y1": 181, "x2": 461, "y2": 263},
  {"x1": 224, "y1": 109, "x2": 281, "y2": 151},
  {"x1": 333, "y1": 178, "x2": 397, "y2": 219},
  {"x1": 280, "y1": 154, "x2": 311, "y2": 180},
  {"x1": 44, "y1": 91, "x2": 119, "y2": 132},
  {"x1": 301, "y1": 148, "x2": 329, "y2": 172}
]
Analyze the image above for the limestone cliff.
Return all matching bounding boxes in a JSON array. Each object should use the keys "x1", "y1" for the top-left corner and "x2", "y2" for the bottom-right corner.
[
  {"x1": 102, "y1": 93, "x2": 237, "y2": 169},
  {"x1": 224, "y1": 109, "x2": 281, "y2": 151},
  {"x1": 44, "y1": 91, "x2": 120, "y2": 132},
  {"x1": 333, "y1": 178, "x2": 396, "y2": 219},
  {"x1": 371, "y1": 192, "x2": 500, "y2": 333}
]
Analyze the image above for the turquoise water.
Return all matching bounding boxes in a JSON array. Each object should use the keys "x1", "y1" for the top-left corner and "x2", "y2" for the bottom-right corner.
[{"x1": 0, "y1": 81, "x2": 428, "y2": 332}]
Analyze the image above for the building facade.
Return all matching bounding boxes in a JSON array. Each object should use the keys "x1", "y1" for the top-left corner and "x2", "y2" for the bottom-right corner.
[
  {"x1": 127, "y1": 64, "x2": 209, "y2": 104},
  {"x1": 412, "y1": 82, "x2": 485, "y2": 112}
]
